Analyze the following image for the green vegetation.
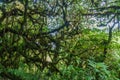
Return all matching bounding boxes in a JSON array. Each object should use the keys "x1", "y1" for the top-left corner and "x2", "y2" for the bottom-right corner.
[{"x1": 0, "y1": 0, "x2": 120, "y2": 80}]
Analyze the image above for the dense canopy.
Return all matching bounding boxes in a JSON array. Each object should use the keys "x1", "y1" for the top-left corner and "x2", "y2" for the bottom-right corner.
[{"x1": 0, "y1": 0, "x2": 120, "y2": 80}]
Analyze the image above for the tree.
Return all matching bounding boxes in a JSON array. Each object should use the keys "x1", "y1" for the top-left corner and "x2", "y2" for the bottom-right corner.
[{"x1": 0, "y1": 0, "x2": 120, "y2": 79}]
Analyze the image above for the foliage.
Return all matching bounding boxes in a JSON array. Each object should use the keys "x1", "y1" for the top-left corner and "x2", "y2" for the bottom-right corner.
[{"x1": 0, "y1": 0, "x2": 120, "y2": 80}]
